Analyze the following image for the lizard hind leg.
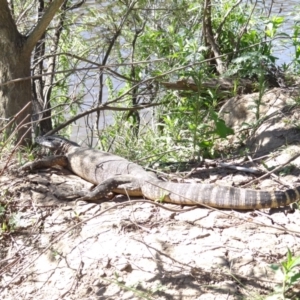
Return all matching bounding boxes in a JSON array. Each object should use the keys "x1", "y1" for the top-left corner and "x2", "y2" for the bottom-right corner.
[{"x1": 76, "y1": 175, "x2": 136, "y2": 202}]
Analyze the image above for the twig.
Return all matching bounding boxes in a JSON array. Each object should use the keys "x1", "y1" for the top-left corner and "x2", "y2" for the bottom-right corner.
[
  {"x1": 60, "y1": 261, "x2": 84, "y2": 298},
  {"x1": 3, "y1": 176, "x2": 300, "y2": 291},
  {"x1": 203, "y1": 0, "x2": 225, "y2": 74},
  {"x1": 0, "y1": 102, "x2": 31, "y2": 137},
  {"x1": 241, "y1": 152, "x2": 300, "y2": 188},
  {"x1": 216, "y1": 0, "x2": 243, "y2": 38},
  {"x1": 45, "y1": 102, "x2": 162, "y2": 136},
  {"x1": 232, "y1": 0, "x2": 258, "y2": 60},
  {"x1": 0, "y1": 199, "x2": 196, "y2": 290},
  {"x1": 0, "y1": 123, "x2": 32, "y2": 176},
  {"x1": 0, "y1": 59, "x2": 166, "y2": 87},
  {"x1": 0, "y1": 37, "x2": 285, "y2": 88},
  {"x1": 182, "y1": 162, "x2": 204, "y2": 179}
]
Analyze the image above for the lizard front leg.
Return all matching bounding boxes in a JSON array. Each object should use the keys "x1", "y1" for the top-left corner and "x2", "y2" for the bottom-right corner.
[{"x1": 20, "y1": 155, "x2": 68, "y2": 171}]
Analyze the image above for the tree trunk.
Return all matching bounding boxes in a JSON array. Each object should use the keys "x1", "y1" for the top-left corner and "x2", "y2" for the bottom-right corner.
[
  {"x1": 0, "y1": 2, "x2": 32, "y2": 144},
  {"x1": 0, "y1": 0, "x2": 65, "y2": 145}
]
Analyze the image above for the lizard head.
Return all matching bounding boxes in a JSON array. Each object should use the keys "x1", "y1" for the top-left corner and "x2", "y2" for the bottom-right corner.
[{"x1": 36, "y1": 135, "x2": 80, "y2": 152}]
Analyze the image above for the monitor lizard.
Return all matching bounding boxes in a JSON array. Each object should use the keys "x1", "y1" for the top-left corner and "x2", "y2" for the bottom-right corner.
[{"x1": 20, "y1": 135, "x2": 300, "y2": 209}]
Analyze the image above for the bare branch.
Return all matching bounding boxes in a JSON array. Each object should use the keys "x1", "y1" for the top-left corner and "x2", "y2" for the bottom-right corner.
[
  {"x1": 0, "y1": 58, "x2": 166, "y2": 87},
  {"x1": 23, "y1": 0, "x2": 65, "y2": 55},
  {"x1": 232, "y1": 0, "x2": 258, "y2": 60},
  {"x1": 32, "y1": 52, "x2": 139, "y2": 83},
  {"x1": 215, "y1": 0, "x2": 243, "y2": 39},
  {"x1": 45, "y1": 102, "x2": 162, "y2": 136},
  {"x1": 0, "y1": 37, "x2": 281, "y2": 89},
  {"x1": 203, "y1": 0, "x2": 225, "y2": 74}
]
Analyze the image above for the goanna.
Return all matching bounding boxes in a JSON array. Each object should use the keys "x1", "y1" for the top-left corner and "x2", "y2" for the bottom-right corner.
[{"x1": 20, "y1": 135, "x2": 300, "y2": 210}]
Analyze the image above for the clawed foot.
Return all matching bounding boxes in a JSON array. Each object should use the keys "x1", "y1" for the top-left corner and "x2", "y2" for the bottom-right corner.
[
  {"x1": 74, "y1": 190, "x2": 115, "y2": 202},
  {"x1": 19, "y1": 161, "x2": 36, "y2": 171}
]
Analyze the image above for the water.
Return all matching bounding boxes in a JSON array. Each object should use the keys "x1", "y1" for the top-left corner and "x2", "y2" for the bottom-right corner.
[
  {"x1": 70, "y1": 0, "x2": 300, "y2": 145},
  {"x1": 264, "y1": 0, "x2": 299, "y2": 64}
]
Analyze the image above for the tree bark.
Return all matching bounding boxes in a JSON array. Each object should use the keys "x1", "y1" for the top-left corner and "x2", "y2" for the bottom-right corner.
[{"x1": 0, "y1": 0, "x2": 64, "y2": 145}]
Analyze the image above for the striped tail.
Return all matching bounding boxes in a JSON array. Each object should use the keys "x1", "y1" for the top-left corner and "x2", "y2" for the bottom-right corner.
[{"x1": 142, "y1": 181, "x2": 300, "y2": 209}]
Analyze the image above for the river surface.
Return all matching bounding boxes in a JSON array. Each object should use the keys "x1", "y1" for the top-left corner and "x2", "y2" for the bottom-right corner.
[
  {"x1": 265, "y1": 0, "x2": 300, "y2": 64},
  {"x1": 70, "y1": 0, "x2": 300, "y2": 144}
]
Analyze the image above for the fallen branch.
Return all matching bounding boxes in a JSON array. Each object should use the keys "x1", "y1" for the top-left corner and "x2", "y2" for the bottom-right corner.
[{"x1": 161, "y1": 77, "x2": 254, "y2": 94}]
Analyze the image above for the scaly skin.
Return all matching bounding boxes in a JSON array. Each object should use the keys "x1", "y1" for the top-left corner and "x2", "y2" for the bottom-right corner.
[{"x1": 20, "y1": 135, "x2": 300, "y2": 209}]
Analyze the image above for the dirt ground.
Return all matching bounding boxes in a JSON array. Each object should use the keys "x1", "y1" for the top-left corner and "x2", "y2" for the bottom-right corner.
[{"x1": 2, "y1": 87, "x2": 300, "y2": 299}]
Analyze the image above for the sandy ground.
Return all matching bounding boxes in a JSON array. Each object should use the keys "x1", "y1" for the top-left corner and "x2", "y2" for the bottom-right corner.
[{"x1": 1, "y1": 88, "x2": 300, "y2": 299}]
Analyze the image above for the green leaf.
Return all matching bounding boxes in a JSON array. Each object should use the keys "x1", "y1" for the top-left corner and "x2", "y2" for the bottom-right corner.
[
  {"x1": 287, "y1": 248, "x2": 293, "y2": 263},
  {"x1": 290, "y1": 272, "x2": 300, "y2": 285},
  {"x1": 270, "y1": 264, "x2": 281, "y2": 271},
  {"x1": 214, "y1": 118, "x2": 234, "y2": 138},
  {"x1": 288, "y1": 256, "x2": 300, "y2": 270}
]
